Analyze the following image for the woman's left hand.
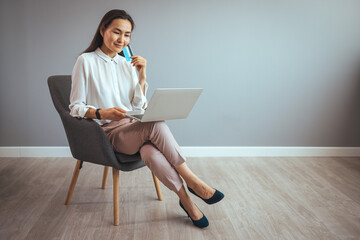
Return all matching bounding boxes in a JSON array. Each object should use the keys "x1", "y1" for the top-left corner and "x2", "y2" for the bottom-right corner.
[{"x1": 130, "y1": 55, "x2": 147, "y2": 80}]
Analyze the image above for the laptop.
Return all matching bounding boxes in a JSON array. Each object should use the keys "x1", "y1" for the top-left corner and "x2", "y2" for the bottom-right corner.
[{"x1": 125, "y1": 88, "x2": 203, "y2": 122}]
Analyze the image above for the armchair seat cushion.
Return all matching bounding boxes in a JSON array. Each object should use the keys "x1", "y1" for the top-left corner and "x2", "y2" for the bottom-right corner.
[{"x1": 115, "y1": 151, "x2": 142, "y2": 163}]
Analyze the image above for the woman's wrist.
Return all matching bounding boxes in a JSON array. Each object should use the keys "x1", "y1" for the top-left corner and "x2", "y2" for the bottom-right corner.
[
  {"x1": 139, "y1": 78, "x2": 146, "y2": 85},
  {"x1": 95, "y1": 108, "x2": 102, "y2": 119},
  {"x1": 85, "y1": 108, "x2": 96, "y2": 119},
  {"x1": 98, "y1": 109, "x2": 106, "y2": 119},
  {"x1": 139, "y1": 67, "x2": 147, "y2": 80},
  {"x1": 139, "y1": 73, "x2": 146, "y2": 82},
  {"x1": 139, "y1": 78, "x2": 146, "y2": 94}
]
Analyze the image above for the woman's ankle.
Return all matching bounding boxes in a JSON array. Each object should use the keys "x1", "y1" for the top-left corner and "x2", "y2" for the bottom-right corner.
[
  {"x1": 189, "y1": 182, "x2": 215, "y2": 199},
  {"x1": 179, "y1": 196, "x2": 203, "y2": 220}
]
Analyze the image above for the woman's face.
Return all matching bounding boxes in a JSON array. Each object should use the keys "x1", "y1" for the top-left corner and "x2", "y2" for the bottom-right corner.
[{"x1": 100, "y1": 18, "x2": 132, "y2": 58}]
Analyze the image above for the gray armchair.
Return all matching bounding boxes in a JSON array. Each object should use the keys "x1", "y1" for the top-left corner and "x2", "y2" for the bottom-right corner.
[{"x1": 47, "y1": 75, "x2": 162, "y2": 226}]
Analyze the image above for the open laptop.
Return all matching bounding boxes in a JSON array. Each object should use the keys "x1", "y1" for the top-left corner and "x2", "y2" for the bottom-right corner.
[{"x1": 125, "y1": 88, "x2": 203, "y2": 122}]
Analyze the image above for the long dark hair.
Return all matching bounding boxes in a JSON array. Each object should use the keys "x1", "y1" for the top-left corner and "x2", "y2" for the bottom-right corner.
[{"x1": 82, "y1": 9, "x2": 135, "y2": 54}]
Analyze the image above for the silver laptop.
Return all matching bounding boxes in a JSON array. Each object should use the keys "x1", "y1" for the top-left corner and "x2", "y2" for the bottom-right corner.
[{"x1": 125, "y1": 88, "x2": 203, "y2": 122}]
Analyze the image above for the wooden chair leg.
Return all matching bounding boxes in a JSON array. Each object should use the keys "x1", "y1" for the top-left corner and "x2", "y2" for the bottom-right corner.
[
  {"x1": 101, "y1": 166, "x2": 109, "y2": 189},
  {"x1": 65, "y1": 160, "x2": 81, "y2": 205},
  {"x1": 112, "y1": 168, "x2": 120, "y2": 226},
  {"x1": 152, "y1": 172, "x2": 163, "y2": 201}
]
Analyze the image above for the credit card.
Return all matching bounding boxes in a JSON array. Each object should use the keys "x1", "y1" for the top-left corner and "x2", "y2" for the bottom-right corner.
[{"x1": 122, "y1": 45, "x2": 134, "y2": 62}]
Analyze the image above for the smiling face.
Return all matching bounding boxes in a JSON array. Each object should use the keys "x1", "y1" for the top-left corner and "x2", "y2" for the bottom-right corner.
[{"x1": 100, "y1": 18, "x2": 132, "y2": 58}]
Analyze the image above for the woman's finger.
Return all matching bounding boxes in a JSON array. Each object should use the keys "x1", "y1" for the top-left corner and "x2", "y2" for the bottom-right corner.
[
  {"x1": 132, "y1": 61, "x2": 141, "y2": 67},
  {"x1": 131, "y1": 58, "x2": 142, "y2": 63},
  {"x1": 131, "y1": 56, "x2": 145, "y2": 63},
  {"x1": 130, "y1": 55, "x2": 141, "y2": 59},
  {"x1": 114, "y1": 109, "x2": 127, "y2": 117},
  {"x1": 114, "y1": 107, "x2": 126, "y2": 113},
  {"x1": 114, "y1": 111, "x2": 126, "y2": 118},
  {"x1": 132, "y1": 60, "x2": 145, "y2": 66}
]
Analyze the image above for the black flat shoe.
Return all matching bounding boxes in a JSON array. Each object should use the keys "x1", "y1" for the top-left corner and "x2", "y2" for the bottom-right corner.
[
  {"x1": 187, "y1": 186, "x2": 224, "y2": 205},
  {"x1": 179, "y1": 200, "x2": 209, "y2": 229}
]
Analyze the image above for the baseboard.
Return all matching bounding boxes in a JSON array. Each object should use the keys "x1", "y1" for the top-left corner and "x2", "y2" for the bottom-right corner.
[
  {"x1": 0, "y1": 146, "x2": 360, "y2": 158},
  {"x1": 0, "y1": 147, "x2": 72, "y2": 158},
  {"x1": 181, "y1": 147, "x2": 360, "y2": 157}
]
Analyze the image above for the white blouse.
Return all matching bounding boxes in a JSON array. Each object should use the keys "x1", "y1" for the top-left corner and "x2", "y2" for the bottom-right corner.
[{"x1": 69, "y1": 48, "x2": 148, "y2": 125}]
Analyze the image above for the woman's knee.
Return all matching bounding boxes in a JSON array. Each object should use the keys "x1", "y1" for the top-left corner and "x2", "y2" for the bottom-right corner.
[
  {"x1": 153, "y1": 120, "x2": 166, "y2": 130},
  {"x1": 140, "y1": 143, "x2": 155, "y2": 163},
  {"x1": 140, "y1": 143, "x2": 165, "y2": 166},
  {"x1": 150, "y1": 121, "x2": 169, "y2": 136}
]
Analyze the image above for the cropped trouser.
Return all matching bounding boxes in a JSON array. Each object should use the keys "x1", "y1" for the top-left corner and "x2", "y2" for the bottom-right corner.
[{"x1": 101, "y1": 118, "x2": 185, "y2": 192}]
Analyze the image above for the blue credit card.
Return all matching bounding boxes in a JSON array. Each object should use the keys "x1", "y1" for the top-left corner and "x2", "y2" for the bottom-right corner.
[{"x1": 122, "y1": 45, "x2": 134, "y2": 62}]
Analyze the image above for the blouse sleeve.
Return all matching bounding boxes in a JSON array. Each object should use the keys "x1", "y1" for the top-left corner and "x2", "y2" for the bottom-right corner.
[
  {"x1": 69, "y1": 55, "x2": 97, "y2": 118},
  {"x1": 131, "y1": 66, "x2": 148, "y2": 110}
]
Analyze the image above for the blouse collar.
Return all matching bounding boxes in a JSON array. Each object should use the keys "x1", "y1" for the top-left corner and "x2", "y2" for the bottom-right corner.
[{"x1": 95, "y1": 47, "x2": 120, "y2": 63}]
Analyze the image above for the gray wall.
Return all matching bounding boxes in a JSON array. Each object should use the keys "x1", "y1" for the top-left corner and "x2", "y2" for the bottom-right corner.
[{"x1": 1, "y1": 0, "x2": 360, "y2": 147}]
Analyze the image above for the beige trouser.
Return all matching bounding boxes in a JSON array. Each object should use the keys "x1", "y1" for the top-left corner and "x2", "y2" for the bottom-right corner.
[{"x1": 101, "y1": 118, "x2": 185, "y2": 192}]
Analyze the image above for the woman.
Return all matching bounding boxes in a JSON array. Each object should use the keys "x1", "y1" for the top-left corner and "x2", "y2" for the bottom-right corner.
[{"x1": 69, "y1": 9, "x2": 224, "y2": 228}]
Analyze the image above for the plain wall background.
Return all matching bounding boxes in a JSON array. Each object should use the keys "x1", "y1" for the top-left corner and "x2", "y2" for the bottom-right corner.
[{"x1": 1, "y1": 0, "x2": 360, "y2": 147}]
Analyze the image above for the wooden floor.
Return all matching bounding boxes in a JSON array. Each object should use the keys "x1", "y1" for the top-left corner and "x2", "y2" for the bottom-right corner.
[{"x1": 0, "y1": 157, "x2": 359, "y2": 240}]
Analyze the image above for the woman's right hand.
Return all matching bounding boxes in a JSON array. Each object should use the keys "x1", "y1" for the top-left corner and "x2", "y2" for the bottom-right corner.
[{"x1": 99, "y1": 107, "x2": 128, "y2": 121}]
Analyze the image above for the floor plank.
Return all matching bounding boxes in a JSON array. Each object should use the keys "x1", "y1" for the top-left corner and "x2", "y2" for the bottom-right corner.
[{"x1": 0, "y1": 157, "x2": 359, "y2": 240}]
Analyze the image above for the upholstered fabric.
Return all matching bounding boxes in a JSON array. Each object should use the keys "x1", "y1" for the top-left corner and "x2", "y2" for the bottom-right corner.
[{"x1": 48, "y1": 75, "x2": 145, "y2": 171}]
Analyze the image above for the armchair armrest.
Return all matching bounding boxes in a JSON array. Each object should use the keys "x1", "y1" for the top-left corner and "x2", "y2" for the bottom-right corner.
[{"x1": 59, "y1": 112, "x2": 120, "y2": 168}]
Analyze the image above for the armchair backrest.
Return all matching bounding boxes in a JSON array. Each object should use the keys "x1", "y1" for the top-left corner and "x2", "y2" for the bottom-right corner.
[{"x1": 47, "y1": 75, "x2": 119, "y2": 168}]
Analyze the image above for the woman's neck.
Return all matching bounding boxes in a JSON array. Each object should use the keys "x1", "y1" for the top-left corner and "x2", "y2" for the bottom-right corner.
[{"x1": 100, "y1": 44, "x2": 116, "y2": 58}]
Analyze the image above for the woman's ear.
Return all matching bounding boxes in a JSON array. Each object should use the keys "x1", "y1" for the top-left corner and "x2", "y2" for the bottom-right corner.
[{"x1": 100, "y1": 26, "x2": 104, "y2": 37}]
